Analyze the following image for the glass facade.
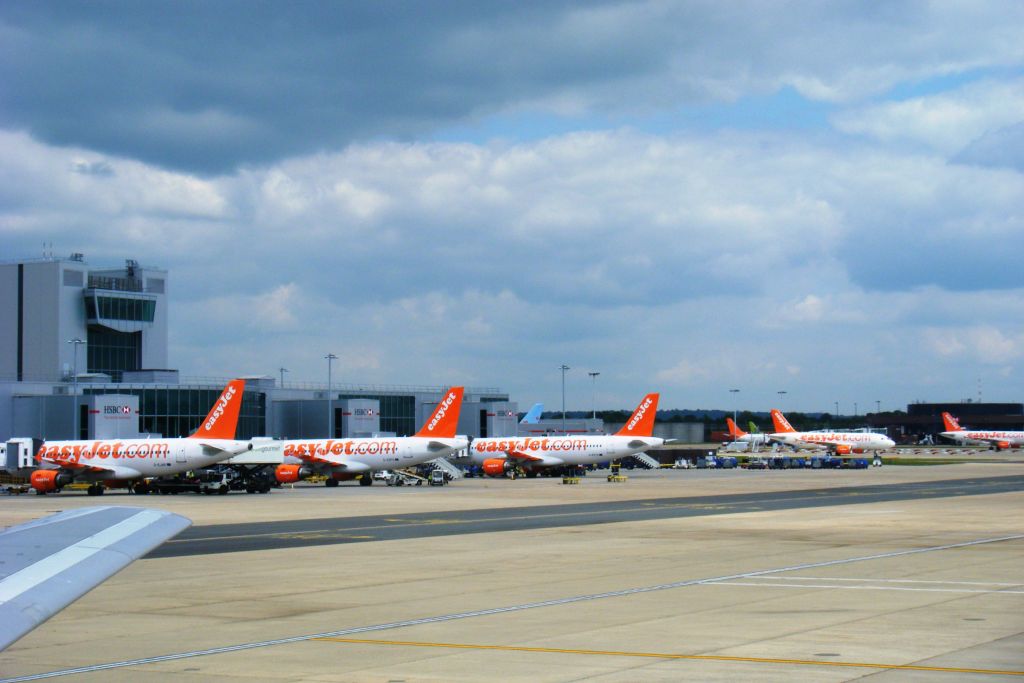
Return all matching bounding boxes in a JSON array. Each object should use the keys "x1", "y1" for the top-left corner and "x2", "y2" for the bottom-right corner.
[
  {"x1": 85, "y1": 295, "x2": 156, "y2": 322},
  {"x1": 84, "y1": 386, "x2": 266, "y2": 438},
  {"x1": 87, "y1": 327, "x2": 142, "y2": 381},
  {"x1": 340, "y1": 393, "x2": 416, "y2": 435}
]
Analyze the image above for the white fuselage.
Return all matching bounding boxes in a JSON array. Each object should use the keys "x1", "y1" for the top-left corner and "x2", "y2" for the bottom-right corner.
[
  {"x1": 940, "y1": 430, "x2": 1024, "y2": 448},
  {"x1": 282, "y1": 436, "x2": 468, "y2": 473},
  {"x1": 736, "y1": 433, "x2": 770, "y2": 446},
  {"x1": 470, "y1": 435, "x2": 666, "y2": 468},
  {"x1": 769, "y1": 431, "x2": 895, "y2": 452},
  {"x1": 35, "y1": 438, "x2": 252, "y2": 481}
]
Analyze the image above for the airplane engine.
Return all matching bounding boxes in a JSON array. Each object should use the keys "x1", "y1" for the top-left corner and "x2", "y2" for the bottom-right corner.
[
  {"x1": 482, "y1": 458, "x2": 512, "y2": 477},
  {"x1": 996, "y1": 441, "x2": 1011, "y2": 450},
  {"x1": 834, "y1": 445, "x2": 852, "y2": 455},
  {"x1": 852, "y1": 447, "x2": 865, "y2": 454},
  {"x1": 275, "y1": 464, "x2": 311, "y2": 483},
  {"x1": 30, "y1": 469, "x2": 73, "y2": 492}
]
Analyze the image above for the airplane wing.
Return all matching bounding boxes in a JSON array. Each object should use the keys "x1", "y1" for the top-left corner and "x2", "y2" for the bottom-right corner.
[
  {"x1": 35, "y1": 460, "x2": 143, "y2": 478},
  {"x1": 37, "y1": 454, "x2": 111, "y2": 473},
  {"x1": 0, "y1": 506, "x2": 190, "y2": 652},
  {"x1": 197, "y1": 442, "x2": 250, "y2": 457},
  {"x1": 506, "y1": 450, "x2": 564, "y2": 466}
]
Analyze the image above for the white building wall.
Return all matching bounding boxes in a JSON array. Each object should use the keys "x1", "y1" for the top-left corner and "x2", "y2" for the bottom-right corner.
[
  {"x1": 0, "y1": 265, "x2": 18, "y2": 379},
  {"x1": 140, "y1": 266, "x2": 169, "y2": 369},
  {"x1": 22, "y1": 261, "x2": 62, "y2": 381}
]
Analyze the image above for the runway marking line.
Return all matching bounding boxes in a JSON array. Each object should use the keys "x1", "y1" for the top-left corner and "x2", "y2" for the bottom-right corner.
[
  {"x1": 701, "y1": 580, "x2": 1024, "y2": 594},
  {"x1": 745, "y1": 576, "x2": 1024, "y2": 587},
  {"x1": 313, "y1": 637, "x2": 1024, "y2": 676}
]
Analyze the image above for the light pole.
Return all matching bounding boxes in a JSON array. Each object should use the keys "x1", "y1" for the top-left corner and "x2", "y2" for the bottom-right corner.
[
  {"x1": 279, "y1": 367, "x2": 288, "y2": 388},
  {"x1": 560, "y1": 364, "x2": 570, "y2": 434},
  {"x1": 834, "y1": 401, "x2": 839, "y2": 418},
  {"x1": 729, "y1": 388, "x2": 740, "y2": 428},
  {"x1": 776, "y1": 390, "x2": 787, "y2": 408},
  {"x1": 325, "y1": 353, "x2": 337, "y2": 438},
  {"x1": 876, "y1": 399, "x2": 881, "y2": 414},
  {"x1": 854, "y1": 402, "x2": 858, "y2": 417},
  {"x1": 588, "y1": 371, "x2": 600, "y2": 420},
  {"x1": 67, "y1": 338, "x2": 86, "y2": 439}
]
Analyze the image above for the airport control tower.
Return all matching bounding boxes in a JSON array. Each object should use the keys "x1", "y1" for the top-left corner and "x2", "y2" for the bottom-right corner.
[{"x1": 0, "y1": 254, "x2": 169, "y2": 382}]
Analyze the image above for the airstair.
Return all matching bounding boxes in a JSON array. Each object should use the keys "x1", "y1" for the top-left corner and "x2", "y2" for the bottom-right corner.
[
  {"x1": 428, "y1": 457, "x2": 464, "y2": 480},
  {"x1": 632, "y1": 453, "x2": 661, "y2": 469}
]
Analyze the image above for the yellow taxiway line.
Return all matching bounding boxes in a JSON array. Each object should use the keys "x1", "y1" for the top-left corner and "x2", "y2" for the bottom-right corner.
[{"x1": 314, "y1": 637, "x2": 1024, "y2": 676}]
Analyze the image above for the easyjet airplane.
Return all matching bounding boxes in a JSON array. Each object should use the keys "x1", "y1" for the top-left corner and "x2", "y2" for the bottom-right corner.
[
  {"x1": 275, "y1": 386, "x2": 467, "y2": 486},
  {"x1": 940, "y1": 412, "x2": 1024, "y2": 450},
  {"x1": 470, "y1": 393, "x2": 664, "y2": 477},
  {"x1": 725, "y1": 417, "x2": 770, "y2": 446},
  {"x1": 31, "y1": 379, "x2": 252, "y2": 496},
  {"x1": 768, "y1": 409, "x2": 894, "y2": 455}
]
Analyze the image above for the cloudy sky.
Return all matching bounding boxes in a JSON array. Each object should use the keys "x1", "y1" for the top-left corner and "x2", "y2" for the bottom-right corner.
[{"x1": 2, "y1": 1, "x2": 1023, "y2": 413}]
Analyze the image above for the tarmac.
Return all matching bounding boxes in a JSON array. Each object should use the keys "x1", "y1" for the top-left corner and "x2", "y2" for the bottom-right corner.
[{"x1": 2, "y1": 461, "x2": 1023, "y2": 681}]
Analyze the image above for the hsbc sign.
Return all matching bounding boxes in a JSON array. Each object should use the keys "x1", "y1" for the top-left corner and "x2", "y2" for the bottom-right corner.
[{"x1": 103, "y1": 405, "x2": 132, "y2": 415}]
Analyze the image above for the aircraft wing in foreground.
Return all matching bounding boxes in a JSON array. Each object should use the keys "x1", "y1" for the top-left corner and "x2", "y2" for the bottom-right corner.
[{"x1": 0, "y1": 506, "x2": 190, "y2": 651}]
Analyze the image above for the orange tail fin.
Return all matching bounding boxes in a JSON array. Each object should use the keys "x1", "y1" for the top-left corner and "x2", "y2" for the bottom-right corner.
[
  {"x1": 415, "y1": 386, "x2": 464, "y2": 438},
  {"x1": 770, "y1": 409, "x2": 796, "y2": 433},
  {"x1": 941, "y1": 412, "x2": 963, "y2": 432},
  {"x1": 615, "y1": 393, "x2": 659, "y2": 437},
  {"x1": 726, "y1": 417, "x2": 747, "y2": 438},
  {"x1": 190, "y1": 379, "x2": 246, "y2": 439}
]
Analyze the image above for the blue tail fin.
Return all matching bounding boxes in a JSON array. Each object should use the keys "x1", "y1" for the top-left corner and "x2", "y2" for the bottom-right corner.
[{"x1": 520, "y1": 403, "x2": 544, "y2": 424}]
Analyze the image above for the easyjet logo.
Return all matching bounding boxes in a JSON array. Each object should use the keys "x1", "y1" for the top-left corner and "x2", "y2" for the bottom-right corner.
[
  {"x1": 774, "y1": 411, "x2": 793, "y2": 431},
  {"x1": 204, "y1": 386, "x2": 236, "y2": 431},
  {"x1": 36, "y1": 441, "x2": 171, "y2": 463},
  {"x1": 474, "y1": 438, "x2": 588, "y2": 453},
  {"x1": 427, "y1": 391, "x2": 457, "y2": 432},
  {"x1": 284, "y1": 440, "x2": 399, "y2": 458},
  {"x1": 627, "y1": 397, "x2": 653, "y2": 430}
]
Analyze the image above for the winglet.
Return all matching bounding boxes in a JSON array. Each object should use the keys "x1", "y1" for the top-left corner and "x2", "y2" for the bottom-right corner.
[
  {"x1": 189, "y1": 379, "x2": 246, "y2": 439},
  {"x1": 770, "y1": 409, "x2": 796, "y2": 433},
  {"x1": 726, "y1": 417, "x2": 747, "y2": 438},
  {"x1": 941, "y1": 411, "x2": 963, "y2": 432},
  {"x1": 615, "y1": 393, "x2": 659, "y2": 437},
  {"x1": 415, "y1": 387, "x2": 464, "y2": 438}
]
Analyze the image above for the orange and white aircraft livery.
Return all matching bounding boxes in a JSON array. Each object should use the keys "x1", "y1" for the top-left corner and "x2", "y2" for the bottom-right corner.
[
  {"x1": 275, "y1": 386, "x2": 467, "y2": 486},
  {"x1": 470, "y1": 393, "x2": 664, "y2": 477},
  {"x1": 940, "y1": 412, "x2": 1024, "y2": 450},
  {"x1": 769, "y1": 409, "x2": 894, "y2": 455},
  {"x1": 31, "y1": 379, "x2": 252, "y2": 496}
]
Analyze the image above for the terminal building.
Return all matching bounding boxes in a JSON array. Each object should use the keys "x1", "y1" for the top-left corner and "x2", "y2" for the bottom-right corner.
[
  {"x1": 0, "y1": 255, "x2": 517, "y2": 443},
  {"x1": 870, "y1": 401, "x2": 1024, "y2": 443}
]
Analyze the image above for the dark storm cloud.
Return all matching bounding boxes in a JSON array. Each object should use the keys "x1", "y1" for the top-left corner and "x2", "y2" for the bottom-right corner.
[
  {"x1": 0, "y1": 0, "x2": 645, "y2": 174},
  {"x1": 4, "y1": 1, "x2": 1021, "y2": 175}
]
